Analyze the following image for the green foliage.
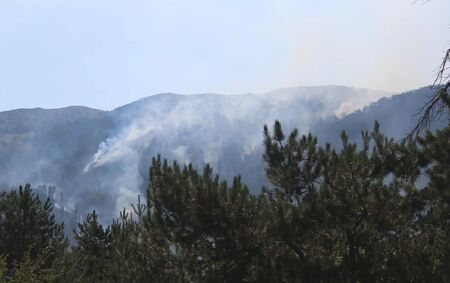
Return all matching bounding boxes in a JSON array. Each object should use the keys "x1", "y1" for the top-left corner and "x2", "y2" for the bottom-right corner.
[
  {"x1": 5, "y1": 253, "x2": 58, "y2": 283},
  {"x1": 108, "y1": 205, "x2": 176, "y2": 282},
  {"x1": 147, "y1": 157, "x2": 264, "y2": 281},
  {"x1": 68, "y1": 211, "x2": 112, "y2": 282},
  {"x1": 65, "y1": 198, "x2": 177, "y2": 282},
  {"x1": 0, "y1": 256, "x2": 6, "y2": 283},
  {"x1": 261, "y1": 119, "x2": 450, "y2": 282},
  {"x1": 1, "y1": 110, "x2": 449, "y2": 282},
  {"x1": 0, "y1": 184, "x2": 67, "y2": 281}
]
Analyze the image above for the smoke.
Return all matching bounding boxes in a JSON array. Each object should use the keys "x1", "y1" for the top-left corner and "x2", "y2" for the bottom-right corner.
[
  {"x1": 271, "y1": 1, "x2": 447, "y2": 95},
  {"x1": 83, "y1": 125, "x2": 157, "y2": 172},
  {"x1": 0, "y1": 85, "x2": 394, "y2": 223},
  {"x1": 81, "y1": 86, "x2": 390, "y2": 213},
  {"x1": 334, "y1": 88, "x2": 391, "y2": 118}
]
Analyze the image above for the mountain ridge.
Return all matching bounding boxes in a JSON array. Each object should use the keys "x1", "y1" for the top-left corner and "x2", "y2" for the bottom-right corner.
[
  {"x1": 1, "y1": 85, "x2": 442, "y2": 223},
  {"x1": 0, "y1": 106, "x2": 104, "y2": 135}
]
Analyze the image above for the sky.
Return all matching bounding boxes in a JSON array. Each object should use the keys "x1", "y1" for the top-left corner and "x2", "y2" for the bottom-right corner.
[{"x1": 0, "y1": 0, "x2": 448, "y2": 111}]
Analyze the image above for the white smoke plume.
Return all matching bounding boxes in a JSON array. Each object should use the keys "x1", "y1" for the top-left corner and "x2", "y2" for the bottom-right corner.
[{"x1": 83, "y1": 86, "x2": 391, "y2": 213}]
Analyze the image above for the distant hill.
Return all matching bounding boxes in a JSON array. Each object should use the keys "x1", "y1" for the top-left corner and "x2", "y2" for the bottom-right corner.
[
  {"x1": 2, "y1": 85, "x2": 446, "y2": 222},
  {"x1": 311, "y1": 87, "x2": 448, "y2": 145},
  {"x1": 0, "y1": 106, "x2": 104, "y2": 135}
]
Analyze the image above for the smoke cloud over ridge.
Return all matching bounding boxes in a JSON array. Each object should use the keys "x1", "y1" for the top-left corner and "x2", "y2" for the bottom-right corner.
[{"x1": 81, "y1": 86, "x2": 391, "y2": 212}]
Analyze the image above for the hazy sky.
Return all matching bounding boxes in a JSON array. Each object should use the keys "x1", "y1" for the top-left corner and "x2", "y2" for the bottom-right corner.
[{"x1": 0, "y1": 0, "x2": 448, "y2": 111}]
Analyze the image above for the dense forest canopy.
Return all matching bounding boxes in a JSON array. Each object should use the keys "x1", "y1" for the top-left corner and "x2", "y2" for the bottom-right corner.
[
  {"x1": 0, "y1": 88, "x2": 448, "y2": 282},
  {"x1": 1, "y1": 86, "x2": 443, "y2": 225},
  {"x1": 0, "y1": 0, "x2": 448, "y2": 281}
]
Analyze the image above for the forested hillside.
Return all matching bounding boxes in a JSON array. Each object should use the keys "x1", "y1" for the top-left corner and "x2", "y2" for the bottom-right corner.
[
  {"x1": 0, "y1": 106, "x2": 105, "y2": 188},
  {"x1": 0, "y1": 86, "x2": 391, "y2": 220},
  {"x1": 1, "y1": 0, "x2": 448, "y2": 281},
  {"x1": 1, "y1": 86, "x2": 448, "y2": 223},
  {"x1": 0, "y1": 106, "x2": 104, "y2": 137},
  {"x1": 0, "y1": 87, "x2": 448, "y2": 282},
  {"x1": 312, "y1": 87, "x2": 448, "y2": 144}
]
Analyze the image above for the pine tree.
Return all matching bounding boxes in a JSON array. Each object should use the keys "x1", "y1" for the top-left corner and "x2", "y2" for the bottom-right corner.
[
  {"x1": 262, "y1": 120, "x2": 437, "y2": 282},
  {"x1": 60, "y1": 89, "x2": 449, "y2": 282},
  {"x1": 0, "y1": 184, "x2": 67, "y2": 279},
  {"x1": 71, "y1": 211, "x2": 112, "y2": 282},
  {"x1": 147, "y1": 156, "x2": 265, "y2": 281},
  {"x1": 108, "y1": 205, "x2": 176, "y2": 282}
]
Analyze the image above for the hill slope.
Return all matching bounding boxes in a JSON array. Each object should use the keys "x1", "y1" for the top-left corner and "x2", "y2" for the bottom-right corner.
[
  {"x1": 7, "y1": 86, "x2": 443, "y2": 221},
  {"x1": 312, "y1": 87, "x2": 448, "y2": 145},
  {"x1": 0, "y1": 106, "x2": 104, "y2": 135}
]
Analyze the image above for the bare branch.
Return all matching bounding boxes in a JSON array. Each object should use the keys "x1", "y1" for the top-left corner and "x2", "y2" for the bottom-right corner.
[{"x1": 407, "y1": 49, "x2": 450, "y2": 140}]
